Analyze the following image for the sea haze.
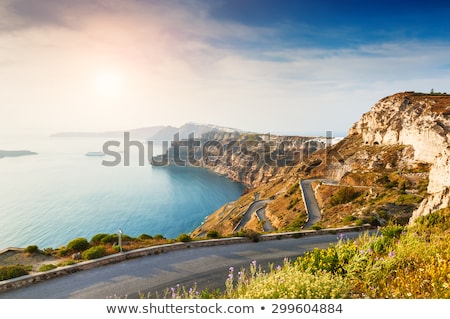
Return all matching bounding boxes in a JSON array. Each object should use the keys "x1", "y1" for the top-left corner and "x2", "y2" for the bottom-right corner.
[{"x1": 0, "y1": 131, "x2": 244, "y2": 249}]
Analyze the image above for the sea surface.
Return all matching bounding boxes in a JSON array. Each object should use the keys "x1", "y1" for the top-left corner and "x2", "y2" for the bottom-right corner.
[{"x1": 0, "y1": 130, "x2": 244, "y2": 250}]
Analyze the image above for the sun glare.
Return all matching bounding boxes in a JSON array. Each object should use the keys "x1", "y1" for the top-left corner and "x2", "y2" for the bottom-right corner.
[{"x1": 93, "y1": 70, "x2": 123, "y2": 98}]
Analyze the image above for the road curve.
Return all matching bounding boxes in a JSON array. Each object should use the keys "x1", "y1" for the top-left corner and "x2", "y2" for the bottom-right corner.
[
  {"x1": 300, "y1": 179, "x2": 338, "y2": 229},
  {"x1": 233, "y1": 199, "x2": 271, "y2": 231},
  {"x1": 0, "y1": 231, "x2": 368, "y2": 299}
]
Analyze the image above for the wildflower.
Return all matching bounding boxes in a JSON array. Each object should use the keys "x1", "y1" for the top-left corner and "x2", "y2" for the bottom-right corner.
[
  {"x1": 276, "y1": 265, "x2": 282, "y2": 271},
  {"x1": 360, "y1": 249, "x2": 366, "y2": 254},
  {"x1": 229, "y1": 266, "x2": 234, "y2": 272},
  {"x1": 389, "y1": 251, "x2": 395, "y2": 258},
  {"x1": 338, "y1": 233, "x2": 345, "y2": 240}
]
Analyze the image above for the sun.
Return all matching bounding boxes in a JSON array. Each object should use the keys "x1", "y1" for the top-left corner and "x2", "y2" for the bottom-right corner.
[{"x1": 93, "y1": 69, "x2": 123, "y2": 98}]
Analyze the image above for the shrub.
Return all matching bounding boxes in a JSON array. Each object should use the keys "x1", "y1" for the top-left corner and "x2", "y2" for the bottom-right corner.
[
  {"x1": 24, "y1": 245, "x2": 39, "y2": 254},
  {"x1": 239, "y1": 229, "x2": 261, "y2": 242},
  {"x1": 342, "y1": 215, "x2": 356, "y2": 224},
  {"x1": 355, "y1": 219, "x2": 364, "y2": 226},
  {"x1": 206, "y1": 230, "x2": 220, "y2": 239},
  {"x1": 287, "y1": 197, "x2": 299, "y2": 210},
  {"x1": 381, "y1": 224, "x2": 404, "y2": 239},
  {"x1": 90, "y1": 233, "x2": 110, "y2": 245},
  {"x1": 100, "y1": 234, "x2": 118, "y2": 244},
  {"x1": 82, "y1": 246, "x2": 106, "y2": 260},
  {"x1": 153, "y1": 234, "x2": 166, "y2": 240},
  {"x1": 177, "y1": 233, "x2": 192, "y2": 242},
  {"x1": 330, "y1": 186, "x2": 360, "y2": 205},
  {"x1": 138, "y1": 234, "x2": 153, "y2": 240},
  {"x1": 57, "y1": 246, "x2": 70, "y2": 257},
  {"x1": 67, "y1": 237, "x2": 90, "y2": 252},
  {"x1": 38, "y1": 264, "x2": 57, "y2": 272},
  {"x1": 0, "y1": 265, "x2": 29, "y2": 281}
]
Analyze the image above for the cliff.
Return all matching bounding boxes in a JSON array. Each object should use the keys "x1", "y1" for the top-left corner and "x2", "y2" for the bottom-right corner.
[
  {"x1": 153, "y1": 131, "x2": 326, "y2": 188},
  {"x1": 347, "y1": 92, "x2": 450, "y2": 222},
  {"x1": 192, "y1": 92, "x2": 450, "y2": 237}
]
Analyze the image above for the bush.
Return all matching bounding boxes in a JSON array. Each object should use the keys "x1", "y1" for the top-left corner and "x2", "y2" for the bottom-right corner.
[
  {"x1": 342, "y1": 215, "x2": 356, "y2": 224},
  {"x1": 138, "y1": 234, "x2": 153, "y2": 240},
  {"x1": 67, "y1": 238, "x2": 90, "y2": 252},
  {"x1": 236, "y1": 229, "x2": 261, "y2": 242},
  {"x1": 287, "y1": 197, "x2": 299, "y2": 210},
  {"x1": 153, "y1": 234, "x2": 166, "y2": 240},
  {"x1": 24, "y1": 245, "x2": 39, "y2": 254},
  {"x1": 100, "y1": 234, "x2": 118, "y2": 244},
  {"x1": 0, "y1": 265, "x2": 29, "y2": 281},
  {"x1": 82, "y1": 246, "x2": 106, "y2": 260},
  {"x1": 57, "y1": 246, "x2": 70, "y2": 257},
  {"x1": 206, "y1": 230, "x2": 220, "y2": 239},
  {"x1": 38, "y1": 264, "x2": 57, "y2": 272},
  {"x1": 330, "y1": 187, "x2": 360, "y2": 205},
  {"x1": 90, "y1": 233, "x2": 110, "y2": 245},
  {"x1": 177, "y1": 233, "x2": 192, "y2": 242}
]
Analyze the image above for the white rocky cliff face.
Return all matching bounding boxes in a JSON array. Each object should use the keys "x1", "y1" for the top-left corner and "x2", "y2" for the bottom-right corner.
[{"x1": 349, "y1": 92, "x2": 450, "y2": 221}]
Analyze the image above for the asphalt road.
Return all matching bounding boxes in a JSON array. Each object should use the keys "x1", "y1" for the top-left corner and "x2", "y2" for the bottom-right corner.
[
  {"x1": 301, "y1": 179, "x2": 338, "y2": 229},
  {"x1": 0, "y1": 231, "x2": 369, "y2": 299}
]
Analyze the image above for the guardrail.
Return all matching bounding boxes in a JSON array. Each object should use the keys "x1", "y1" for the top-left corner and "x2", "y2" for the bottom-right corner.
[{"x1": 0, "y1": 225, "x2": 372, "y2": 293}]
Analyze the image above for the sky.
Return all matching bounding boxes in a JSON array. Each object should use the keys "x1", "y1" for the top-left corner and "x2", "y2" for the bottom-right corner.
[{"x1": 1, "y1": 0, "x2": 450, "y2": 136}]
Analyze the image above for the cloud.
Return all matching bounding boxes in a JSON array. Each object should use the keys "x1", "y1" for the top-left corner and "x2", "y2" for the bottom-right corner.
[{"x1": 0, "y1": 0, "x2": 449, "y2": 134}]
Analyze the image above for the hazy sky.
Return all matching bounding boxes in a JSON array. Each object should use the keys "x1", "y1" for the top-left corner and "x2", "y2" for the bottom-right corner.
[{"x1": 1, "y1": 0, "x2": 450, "y2": 135}]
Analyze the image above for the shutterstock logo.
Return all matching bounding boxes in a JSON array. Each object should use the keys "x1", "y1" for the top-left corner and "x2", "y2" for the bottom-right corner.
[{"x1": 101, "y1": 131, "x2": 335, "y2": 168}]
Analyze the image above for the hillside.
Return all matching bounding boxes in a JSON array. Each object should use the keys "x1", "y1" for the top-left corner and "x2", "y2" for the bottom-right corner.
[{"x1": 192, "y1": 92, "x2": 450, "y2": 237}]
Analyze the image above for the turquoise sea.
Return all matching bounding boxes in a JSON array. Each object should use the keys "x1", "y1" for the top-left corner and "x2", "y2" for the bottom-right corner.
[{"x1": 0, "y1": 130, "x2": 244, "y2": 250}]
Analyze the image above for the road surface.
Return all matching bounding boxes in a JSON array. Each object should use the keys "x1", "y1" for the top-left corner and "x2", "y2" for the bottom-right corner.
[
  {"x1": 0, "y1": 231, "x2": 368, "y2": 299},
  {"x1": 301, "y1": 179, "x2": 338, "y2": 229},
  {"x1": 233, "y1": 199, "x2": 271, "y2": 231}
]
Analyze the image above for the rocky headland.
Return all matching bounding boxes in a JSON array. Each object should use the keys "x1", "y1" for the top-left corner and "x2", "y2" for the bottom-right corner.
[
  {"x1": 0, "y1": 150, "x2": 37, "y2": 159},
  {"x1": 190, "y1": 91, "x2": 450, "y2": 237}
]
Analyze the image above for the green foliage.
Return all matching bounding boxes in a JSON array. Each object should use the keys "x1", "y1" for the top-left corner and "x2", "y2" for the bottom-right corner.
[
  {"x1": 67, "y1": 237, "x2": 90, "y2": 252},
  {"x1": 0, "y1": 265, "x2": 29, "y2": 281},
  {"x1": 224, "y1": 260, "x2": 349, "y2": 298},
  {"x1": 90, "y1": 233, "x2": 110, "y2": 245},
  {"x1": 282, "y1": 214, "x2": 307, "y2": 231},
  {"x1": 206, "y1": 230, "x2": 220, "y2": 239},
  {"x1": 24, "y1": 245, "x2": 39, "y2": 254},
  {"x1": 100, "y1": 234, "x2": 118, "y2": 244},
  {"x1": 287, "y1": 182, "x2": 299, "y2": 195},
  {"x1": 381, "y1": 224, "x2": 404, "y2": 239},
  {"x1": 177, "y1": 233, "x2": 192, "y2": 242},
  {"x1": 138, "y1": 234, "x2": 153, "y2": 240},
  {"x1": 330, "y1": 186, "x2": 360, "y2": 205},
  {"x1": 38, "y1": 264, "x2": 57, "y2": 272},
  {"x1": 153, "y1": 234, "x2": 166, "y2": 240},
  {"x1": 235, "y1": 229, "x2": 261, "y2": 242},
  {"x1": 59, "y1": 259, "x2": 76, "y2": 266},
  {"x1": 395, "y1": 194, "x2": 423, "y2": 205},
  {"x1": 287, "y1": 197, "x2": 299, "y2": 210},
  {"x1": 82, "y1": 245, "x2": 106, "y2": 260},
  {"x1": 57, "y1": 246, "x2": 70, "y2": 257},
  {"x1": 311, "y1": 224, "x2": 322, "y2": 230},
  {"x1": 342, "y1": 215, "x2": 356, "y2": 224},
  {"x1": 414, "y1": 209, "x2": 450, "y2": 229}
]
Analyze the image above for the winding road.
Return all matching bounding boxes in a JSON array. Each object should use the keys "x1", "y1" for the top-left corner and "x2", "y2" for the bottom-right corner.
[
  {"x1": 0, "y1": 231, "x2": 368, "y2": 299},
  {"x1": 301, "y1": 179, "x2": 338, "y2": 229}
]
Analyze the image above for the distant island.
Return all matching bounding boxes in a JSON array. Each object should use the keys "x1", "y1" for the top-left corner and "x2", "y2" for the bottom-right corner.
[
  {"x1": 0, "y1": 150, "x2": 38, "y2": 159},
  {"x1": 50, "y1": 122, "x2": 246, "y2": 141}
]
